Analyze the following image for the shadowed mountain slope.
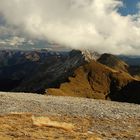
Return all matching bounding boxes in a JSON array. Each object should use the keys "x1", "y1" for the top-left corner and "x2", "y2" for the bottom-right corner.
[
  {"x1": 97, "y1": 53, "x2": 129, "y2": 72},
  {"x1": 0, "y1": 49, "x2": 139, "y2": 104},
  {"x1": 13, "y1": 50, "x2": 96, "y2": 93},
  {"x1": 47, "y1": 60, "x2": 140, "y2": 104},
  {"x1": 98, "y1": 53, "x2": 140, "y2": 80}
]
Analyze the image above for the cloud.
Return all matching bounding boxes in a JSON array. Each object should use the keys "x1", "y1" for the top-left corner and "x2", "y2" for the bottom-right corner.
[
  {"x1": 0, "y1": 36, "x2": 35, "y2": 48},
  {"x1": 0, "y1": 0, "x2": 140, "y2": 55}
]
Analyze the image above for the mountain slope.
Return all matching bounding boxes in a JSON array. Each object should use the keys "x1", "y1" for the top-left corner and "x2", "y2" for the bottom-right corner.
[
  {"x1": 98, "y1": 53, "x2": 140, "y2": 80},
  {"x1": 97, "y1": 53, "x2": 129, "y2": 72},
  {"x1": 0, "y1": 50, "x2": 68, "y2": 92},
  {"x1": 13, "y1": 50, "x2": 96, "y2": 93},
  {"x1": 0, "y1": 49, "x2": 139, "y2": 104},
  {"x1": 47, "y1": 60, "x2": 140, "y2": 103}
]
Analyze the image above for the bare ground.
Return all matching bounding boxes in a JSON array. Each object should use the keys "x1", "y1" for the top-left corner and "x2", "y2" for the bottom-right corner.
[{"x1": 0, "y1": 92, "x2": 140, "y2": 140}]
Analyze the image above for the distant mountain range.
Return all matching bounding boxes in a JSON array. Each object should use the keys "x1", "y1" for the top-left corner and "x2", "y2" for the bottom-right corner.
[
  {"x1": 118, "y1": 55, "x2": 140, "y2": 66},
  {"x1": 0, "y1": 49, "x2": 139, "y2": 104}
]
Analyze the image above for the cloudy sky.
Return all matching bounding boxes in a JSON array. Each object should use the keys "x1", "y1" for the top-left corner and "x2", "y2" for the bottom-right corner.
[{"x1": 0, "y1": 0, "x2": 140, "y2": 55}]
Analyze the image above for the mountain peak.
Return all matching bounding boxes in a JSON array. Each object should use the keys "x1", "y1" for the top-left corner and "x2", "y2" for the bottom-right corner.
[
  {"x1": 69, "y1": 49, "x2": 100, "y2": 62},
  {"x1": 81, "y1": 49, "x2": 100, "y2": 61},
  {"x1": 98, "y1": 53, "x2": 129, "y2": 72}
]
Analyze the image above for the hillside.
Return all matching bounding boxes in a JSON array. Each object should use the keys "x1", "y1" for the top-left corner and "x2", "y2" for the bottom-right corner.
[
  {"x1": 48, "y1": 60, "x2": 140, "y2": 104},
  {"x1": 98, "y1": 53, "x2": 140, "y2": 80},
  {"x1": 98, "y1": 53, "x2": 129, "y2": 72},
  {"x1": 0, "y1": 49, "x2": 139, "y2": 104},
  {"x1": 13, "y1": 50, "x2": 89, "y2": 93},
  {"x1": 0, "y1": 93, "x2": 140, "y2": 140},
  {"x1": 0, "y1": 50, "x2": 68, "y2": 92}
]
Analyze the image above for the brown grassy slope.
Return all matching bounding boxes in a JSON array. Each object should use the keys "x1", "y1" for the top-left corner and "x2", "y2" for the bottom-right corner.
[
  {"x1": 98, "y1": 53, "x2": 140, "y2": 81},
  {"x1": 47, "y1": 60, "x2": 136, "y2": 101},
  {"x1": 97, "y1": 53, "x2": 129, "y2": 72}
]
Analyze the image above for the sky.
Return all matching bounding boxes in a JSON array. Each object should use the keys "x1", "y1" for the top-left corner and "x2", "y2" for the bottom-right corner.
[
  {"x1": 119, "y1": 0, "x2": 140, "y2": 15},
  {"x1": 0, "y1": 0, "x2": 140, "y2": 55}
]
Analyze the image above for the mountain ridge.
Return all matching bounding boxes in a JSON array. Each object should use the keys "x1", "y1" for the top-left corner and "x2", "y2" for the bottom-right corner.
[{"x1": 0, "y1": 49, "x2": 139, "y2": 104}]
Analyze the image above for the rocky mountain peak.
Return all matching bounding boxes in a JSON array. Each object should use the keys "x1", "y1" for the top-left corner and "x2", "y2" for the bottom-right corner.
[
  {"x1": 81, "y1": 49, "x2": 100, "y2": 61},
  {"x1": 69, "y1": 49, "x2": 100, "y2": 62}
]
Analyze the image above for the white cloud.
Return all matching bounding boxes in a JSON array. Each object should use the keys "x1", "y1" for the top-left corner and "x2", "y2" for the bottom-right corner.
[
  {"x1": 0, "y1": 0, "x2": 140, "y2": 55},
  {"x1": 6, "y1": 37, "x2": 25, "y2": 46},
  {"x1": 0, "y1": 36, "x2": 34, "y2": 47}
]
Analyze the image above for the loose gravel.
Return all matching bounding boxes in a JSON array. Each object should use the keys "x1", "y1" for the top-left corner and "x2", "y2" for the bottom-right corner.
[{"x1": 0, "y1": 92, "x2": 140, "y2": 119}]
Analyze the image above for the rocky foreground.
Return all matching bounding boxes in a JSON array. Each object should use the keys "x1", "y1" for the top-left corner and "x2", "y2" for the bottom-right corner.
[{"x1": 0, "y1": 92, "x2": 140, "y2": 140}]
